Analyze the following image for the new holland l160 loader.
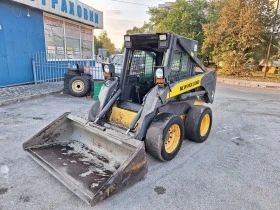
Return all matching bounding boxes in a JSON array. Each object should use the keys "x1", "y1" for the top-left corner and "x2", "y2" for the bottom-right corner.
[{"x1": 23, "y1": 33, "x2": 216, "y2": 206}]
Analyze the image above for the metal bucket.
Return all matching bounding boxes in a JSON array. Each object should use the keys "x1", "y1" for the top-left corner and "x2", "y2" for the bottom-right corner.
[{"x1": 23, "y1": 113, "x2": 147, "y2": 206}]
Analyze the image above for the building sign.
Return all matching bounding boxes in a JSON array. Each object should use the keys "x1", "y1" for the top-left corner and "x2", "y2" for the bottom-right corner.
[{"x1": 12, "y1": 0, "x2": 103, "y2": 28}]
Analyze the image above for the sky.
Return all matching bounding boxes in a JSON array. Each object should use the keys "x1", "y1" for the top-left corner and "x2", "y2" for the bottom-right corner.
[{"x1": 79, "y1": 0, "x2": 173, "y2": 48}]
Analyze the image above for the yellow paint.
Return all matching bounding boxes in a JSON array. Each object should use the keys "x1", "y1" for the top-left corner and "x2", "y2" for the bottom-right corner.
[
  {"x1": 109, "y1": 106, "x2": 137, "y2": 128},
  {"x1": 167, "y1": 74, "x2": 204, "y2": 99},
  {"x1": 180, "y1": 114, "x2": 186, "y2": 121},
  {"x1": 200, "y1": 114, "x2": 210, "y2": 137},
  {"x1": 194, "y1": 100, "x2": 205, "y2": 106},
  {"x1": 164, "y1": 124, "x2": 181, "y2": 153}
]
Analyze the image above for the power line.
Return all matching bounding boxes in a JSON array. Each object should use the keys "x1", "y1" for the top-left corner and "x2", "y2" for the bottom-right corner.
[{"x1": 111, "y1": 0, "x2": 153, "y2": 6}]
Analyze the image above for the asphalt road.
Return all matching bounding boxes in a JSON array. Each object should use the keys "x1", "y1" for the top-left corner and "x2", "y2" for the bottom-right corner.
[{"x1": 0, "y1": 84, "x2": 280, "y2": 210}]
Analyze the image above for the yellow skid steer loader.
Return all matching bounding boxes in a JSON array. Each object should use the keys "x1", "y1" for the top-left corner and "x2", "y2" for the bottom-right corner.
[{"x1": 23, "y1": 33, "x2": 216, "y2": 206}]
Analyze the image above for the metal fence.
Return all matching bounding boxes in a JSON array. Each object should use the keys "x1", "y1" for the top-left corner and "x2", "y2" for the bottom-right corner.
[{"x1": 32, "y1": 52, "x2": 104, "y2": 84}]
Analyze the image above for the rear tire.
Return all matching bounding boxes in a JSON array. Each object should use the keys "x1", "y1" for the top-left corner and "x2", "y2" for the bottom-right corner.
[
  {"x1": 68, "y1": 76, "x2": 90, "y2": 97},
  {"x1": 145, "y1": 113, "x2": 184, "y2": 161},
  {"x1": 185, "y1": 106, "x2": 212, "y2": 143}
]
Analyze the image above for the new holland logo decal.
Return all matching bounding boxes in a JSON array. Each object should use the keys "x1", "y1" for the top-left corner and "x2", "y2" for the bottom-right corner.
[
  {"x1": 179, "y1": 80, "x2": 200, "y2": 91},
  {"x1": 167, "y1": 75, "x2": 204, "y2": 99}
]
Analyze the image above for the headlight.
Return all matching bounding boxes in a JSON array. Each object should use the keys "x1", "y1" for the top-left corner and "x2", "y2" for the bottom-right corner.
[
  {"x1": 155, "y1": 68, "x2": 164, "y2": 78},
  {"x1": 159, "y1": 34, "x2": 167, "y2": 41},
  {"x1": 124, "y1": 35, "x2": 131, "y2": 42},
  {"x1": 104, "y1": 65, "x2": 110, "y2": 73}
]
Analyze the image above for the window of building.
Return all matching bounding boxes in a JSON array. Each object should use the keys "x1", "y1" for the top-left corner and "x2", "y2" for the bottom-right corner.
[
  {"x1": 65, "y1": 22, "x2": 80, "y2": 59},
  {"x1": 44, "y1": 15, "x2": 65, "y2": 59},
  {"x1": 43, "y1": 14, "x2": 93, "y2": 60},
  {"x1": 81, "y1": 27, "x2": 93, "y2": 59}
]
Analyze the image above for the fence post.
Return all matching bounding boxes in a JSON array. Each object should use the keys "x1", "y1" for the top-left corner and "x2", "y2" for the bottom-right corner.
[{"x1": 32, "y1": 58, "x2": 37, "y2": 85}]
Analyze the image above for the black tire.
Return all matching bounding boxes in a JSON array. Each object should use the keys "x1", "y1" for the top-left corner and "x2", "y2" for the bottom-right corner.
[
  {"x1": 76, "y1": 64, "x2": 85, "y2": 73},
  {"x1": 68, "y1": 67, "x2": 78, "y2": 71},
  {"x1": 65, "y1": 71, "x2": 80, "y2": 78},
  {"x1": 185, "y1": 106, "x2": 212, "y2": 143},
  {"x1": 68, "y1": 76, "x2": 90, "y2": 97},
  {"x1": 145, "y1": 113, "x2": 184, "y2": 161},
  {"x1": 63, "y1": 88, "x2": 70, "y2": 94}
]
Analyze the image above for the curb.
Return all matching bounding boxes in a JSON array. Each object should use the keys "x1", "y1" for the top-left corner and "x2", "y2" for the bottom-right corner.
[
  {"x1": 0, "y1": 90, "x2": 62, "y2": 107},
  {"x1": 217, "y1": 78, "x2": 280, "y2": 90}
]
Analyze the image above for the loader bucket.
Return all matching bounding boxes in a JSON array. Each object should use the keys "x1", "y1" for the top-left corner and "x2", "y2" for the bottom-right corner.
[{"x1": 23, "y1": 113, "x2": 147, "y2": 206}]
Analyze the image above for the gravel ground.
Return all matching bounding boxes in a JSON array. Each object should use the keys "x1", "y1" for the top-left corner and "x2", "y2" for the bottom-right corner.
[
  {"x1": 0, "y1": 84, "x2": 280, "y2": 210},
  {"x1": 0, "y1": 82, "x2": 63, "y2": 102}
]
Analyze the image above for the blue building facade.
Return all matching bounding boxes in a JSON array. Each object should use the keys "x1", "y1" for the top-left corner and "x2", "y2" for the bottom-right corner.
[{"x1": 0, "y1": 0, "x2": 103, "y2": 87}]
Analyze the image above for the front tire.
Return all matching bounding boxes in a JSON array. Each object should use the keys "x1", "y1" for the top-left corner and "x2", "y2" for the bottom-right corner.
[{"x1": 145, "y1": 113, "x2": 184, "y2": 161}]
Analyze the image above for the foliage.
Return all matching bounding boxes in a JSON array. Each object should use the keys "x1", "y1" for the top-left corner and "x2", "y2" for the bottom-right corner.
[
  {"x1": 147, "y1": 7, "x2": 169, "y2": 32},
  {"x1": 125, "y1": 0, "x2": 279, "y2": 76},
  {"x1": 126, "y1": 22, "x2": 154, "y2": 34},
  {"x1": 202, "y1": 0, "x2": 276, "y2": 75},
  {"x1": 96, "y1": 31, "x2": 116, "y2": 56},
  {"x1": 94, "y1": 35, "x2": 103, "y2": 55},
  {"x1": 126, "y1": 0, "x2": 211, "y2": 58},
  {"x1": 148, "y1": 0, "x2": 210, "y2": 58}
]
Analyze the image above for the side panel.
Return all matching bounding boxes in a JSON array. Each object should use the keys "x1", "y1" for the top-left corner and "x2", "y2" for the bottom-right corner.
[
  {"x1": 165, "y1": 71, "x2": 216, "y2": 103},
  {"x1": 0, "y1": 12, "x2": 9, "y2": 86},
  {"x1": 166, "y1": 74, "x2": 204, "y2": 99},
  {"x1": 201, "y1": 70, "x2": 217, "y2": 103},
  {"x1": 135, "y1": 86, "x2": 161, "y2": 140},
  {"x1": 98, "y1": 79, "x2": 118, "y2": 109}
]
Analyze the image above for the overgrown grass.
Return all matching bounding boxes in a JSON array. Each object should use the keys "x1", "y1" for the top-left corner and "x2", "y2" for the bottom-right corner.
[{"x1": 215, "y1": 68, "x2": 280, "y2": 83}]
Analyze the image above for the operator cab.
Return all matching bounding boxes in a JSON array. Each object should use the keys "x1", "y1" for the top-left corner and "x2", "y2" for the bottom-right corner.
[
  {"x1": 102, "y1": 33, "x2": 202, "y2": 107},
  {"x1": 120, "y1": 34, "x2": 168, "y2": 105}
]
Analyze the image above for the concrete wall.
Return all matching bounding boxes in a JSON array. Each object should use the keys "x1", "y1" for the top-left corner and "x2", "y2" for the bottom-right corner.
[{"x1": 0, "y1": 1, "x2": 45, "y2": 86}]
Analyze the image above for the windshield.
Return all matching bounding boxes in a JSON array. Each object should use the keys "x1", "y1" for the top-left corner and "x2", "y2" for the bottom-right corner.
[
  {"x1": 127, "y1": 50, "x2": 156, "y2": 81},
  {"x1": 111, "y1": 54, "x2": 124, "y2": 65}
]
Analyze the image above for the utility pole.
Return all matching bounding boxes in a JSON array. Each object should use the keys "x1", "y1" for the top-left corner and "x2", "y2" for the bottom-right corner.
[{"x1": 264, "y1": 0, "x2": 280, "y2": 78}]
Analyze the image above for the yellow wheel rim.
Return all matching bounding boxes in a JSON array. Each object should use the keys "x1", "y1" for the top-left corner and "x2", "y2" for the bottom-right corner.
[
  {"x1": 164, "y1": 124, "x2": 181, "y2": 153},
  {"x1": 72, "y1": 80, "x2": 85, "y2": 93},
  {"x1": 200, "y1": 114, "x2": 211, "y2": 137}
]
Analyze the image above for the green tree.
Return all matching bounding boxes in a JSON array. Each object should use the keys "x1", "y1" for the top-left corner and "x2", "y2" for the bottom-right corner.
[
  {"x1": 147, "y1": 7, "x2": 169, "y2": 32},
  {"x1": 94, "y1": 35, "x2": 103, "y2": 55},
  {"x1": 126, "y1": 22, "x2": 154, "y2": 34},
  {"x1": 203, "y1": 0, "x2": 276, "y2": 75},
  {"x1": 150, "y1": 0, "x2": 210, "y2": 57},
  {"x1": 126, "y1": 0, "x2": 212, "y2": 58},
  {"x1": 97, "y1": 31, "x2": 116, "y2": 56}
]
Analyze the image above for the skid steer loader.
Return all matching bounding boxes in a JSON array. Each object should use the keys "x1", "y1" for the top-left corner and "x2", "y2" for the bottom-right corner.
[{"x1": 23, "y1": 33, "x2": 216, "y2": 206}]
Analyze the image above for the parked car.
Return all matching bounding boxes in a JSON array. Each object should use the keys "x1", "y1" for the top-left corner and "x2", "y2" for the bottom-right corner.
[{"x1": 111, "y1": 54, "x2": 124, "y2": 74}]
